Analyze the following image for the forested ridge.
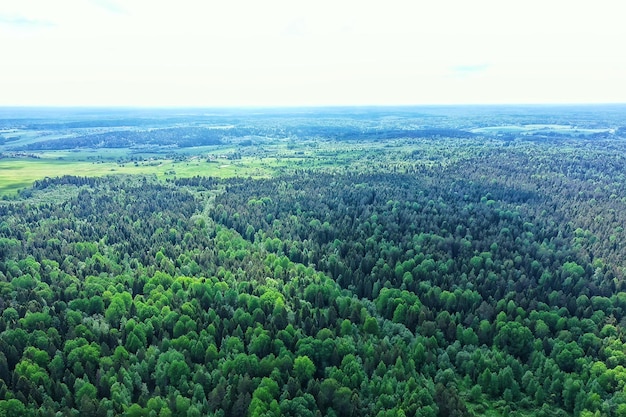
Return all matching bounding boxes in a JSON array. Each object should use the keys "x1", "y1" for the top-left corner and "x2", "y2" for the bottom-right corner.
[{"x1": 2, "y1": 133, "x2": 626, "y2": 417}]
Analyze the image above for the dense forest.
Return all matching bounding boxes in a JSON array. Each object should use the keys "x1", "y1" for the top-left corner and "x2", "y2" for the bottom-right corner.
[
  {"x1": 2, "y1": 106, "x2": 626, "y2": 416},
  {"x1": 15, "y1": 128, "x2": 230, "y2": 151}
]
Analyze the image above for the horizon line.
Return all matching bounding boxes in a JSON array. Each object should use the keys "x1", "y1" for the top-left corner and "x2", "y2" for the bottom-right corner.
[{"x1": 1, "y1": 102, "x2": 626, "y2": 110}]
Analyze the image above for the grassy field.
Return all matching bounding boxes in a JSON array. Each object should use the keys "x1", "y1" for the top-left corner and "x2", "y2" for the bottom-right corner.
[
  {"x1": 0, "y1": 141, "x2": 312, "y2": 196},
  {"x1": 0, "y1": 140, "x2": 317, "y2": 196},
  {"x1": 0, "y1": 157, "x2": 279, "y2": 196},
  {"x1": 0, "y1": 136, "x2": 491, "y2": 197}
]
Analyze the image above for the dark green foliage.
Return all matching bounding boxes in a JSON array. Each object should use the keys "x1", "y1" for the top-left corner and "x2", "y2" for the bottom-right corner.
[
  {"x1": 16, "y1": 127, "x2": 227, "y2": 150},
  {"x1": 494, "y1": 322, "x2": 533, "y2": 359}
]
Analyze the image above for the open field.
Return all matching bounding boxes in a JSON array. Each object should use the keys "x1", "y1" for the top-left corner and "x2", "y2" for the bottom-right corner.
[
  {"x1": 0, "y1": 137, "x2": 488, "y2": 197},
  {"x1": 0, "y1": 155, "x2": 272, "y2": 196}
]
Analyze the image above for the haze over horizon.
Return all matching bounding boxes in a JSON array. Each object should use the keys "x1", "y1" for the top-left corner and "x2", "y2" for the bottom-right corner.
[{"x1": 1, "y1": 0, "x2": 625, "y2": 108}]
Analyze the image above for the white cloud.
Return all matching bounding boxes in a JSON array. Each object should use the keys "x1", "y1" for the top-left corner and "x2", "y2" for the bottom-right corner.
[{"x1": 1, "y1": 0, "x2": 625, "y2": 106}]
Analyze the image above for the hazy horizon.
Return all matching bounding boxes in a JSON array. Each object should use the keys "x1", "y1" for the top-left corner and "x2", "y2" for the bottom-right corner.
[{"x1": 2, "y1": 103, "x2": 626, "y2": 110}]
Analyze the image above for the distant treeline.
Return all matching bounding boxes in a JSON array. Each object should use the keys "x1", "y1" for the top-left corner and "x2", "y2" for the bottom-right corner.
[
  {"x1": 25, "y1": 120, "x2": 160, "y2": 129},
  {"x1": 10, "y1": 121, "x2": 625, "y2": 152},
  {"x1": 11, "y1": 126, "x2": 478, "y2": 151},
  {"x1": 320, "y1": 128, "x2": 476, "y2": 141},
  {"x1": 32, "y1": 176, "x2": 102, "y2": 190},
  {"x1": 14, "y1": 127, "x2": 234, "y2": 150}
]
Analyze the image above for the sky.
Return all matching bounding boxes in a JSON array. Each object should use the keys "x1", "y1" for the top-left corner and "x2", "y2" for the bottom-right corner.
[{"x1": 1, "y1": 0, "x2": 625, "y2": 107}]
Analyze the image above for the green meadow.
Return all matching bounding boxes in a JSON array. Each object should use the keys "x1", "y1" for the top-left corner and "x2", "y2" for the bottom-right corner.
[
  {"x1": 0, "y1": 137, "x2": 496, "y2": 197},
  {"x1": 0, "y1": 156, "x2": 267, "y2": 196},
  {"x1": 0, "y1": 139, "x2": 367, "y2": 197}
]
